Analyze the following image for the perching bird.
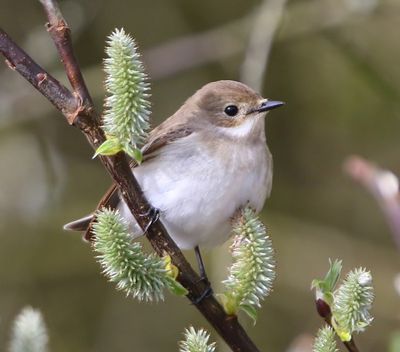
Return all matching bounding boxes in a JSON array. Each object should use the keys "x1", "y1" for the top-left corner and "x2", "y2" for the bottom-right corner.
[{"x1": 64, "y1": 80, "x2": 283, "y2": 280}]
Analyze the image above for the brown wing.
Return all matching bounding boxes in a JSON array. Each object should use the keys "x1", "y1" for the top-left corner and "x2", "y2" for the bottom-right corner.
[
  {"x1": 64, "y1": 182, "x2": 121, "y2": 241},
  {"x1": 142, "y1": 124, "x2": 193, "y2": 160},
  {"x1": 64, "y1": 124, "x2": 193, "y2": 241}
]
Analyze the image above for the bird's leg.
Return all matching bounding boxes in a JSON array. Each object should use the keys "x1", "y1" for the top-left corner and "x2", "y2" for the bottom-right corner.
[
  {"x1": 195, "y1": 246, "x2": 209, "y2": 282},
  {"x1": 140, "y1": 206, "x2": 160, "y2": 233},
  {"x1": 193, "y1": 246, "x2": 213, "y2": 304}
]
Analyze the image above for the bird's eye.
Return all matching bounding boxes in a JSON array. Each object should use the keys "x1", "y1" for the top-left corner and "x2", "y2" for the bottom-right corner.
[{"x1": 224, "y1": 105, "x2": 239, "y2": 117}]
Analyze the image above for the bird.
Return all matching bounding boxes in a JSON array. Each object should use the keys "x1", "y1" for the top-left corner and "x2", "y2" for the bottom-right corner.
[{"x1": 64, "y1": 80, "x2": 283, "y2": 283}]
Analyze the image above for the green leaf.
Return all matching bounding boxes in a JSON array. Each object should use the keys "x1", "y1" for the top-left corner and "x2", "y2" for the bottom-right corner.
[
  {"x1": 167, "y1": 279, "x2": 188, "y2": 296},
  {"x1": 324, "y1": 259, "x2": 342, "y2": 292},
  {"x1": 93, "y1": 137, "x2": 122, "y2": 158},
  {"x1": 217, "y1": 293, "x2": 238, "y2": 316},
  {"x1": 240, "y1": 304, "x2": 258, "y2": 324},
  {"x1": 162, "y1": 255, "x2": 188, "y2": 296},
  {"x1": 312, "y1": 259, "x2": 342, "y2": 306},
  {"x1": 124, "y1": 144, "x2": 143, "y2": 164},
  {"x1": 312, "y1": 259, "x2": 342, "y2": 293}
]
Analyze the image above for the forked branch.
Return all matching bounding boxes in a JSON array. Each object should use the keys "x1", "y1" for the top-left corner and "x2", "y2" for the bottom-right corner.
[{"x1": 0, "y1": 2, "x2": 260, "y2": 351}]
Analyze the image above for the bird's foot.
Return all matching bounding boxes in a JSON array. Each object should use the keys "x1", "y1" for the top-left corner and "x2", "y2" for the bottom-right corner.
[
  {"x1": 140, "y1": 206, "x2": 160, "y2": 233},
  {"x1": 192, "y1": 280, "x2": 213, "y2": 305},
  {"x1": 191, "y1": 245, "x2": 213, "y2": 304}
]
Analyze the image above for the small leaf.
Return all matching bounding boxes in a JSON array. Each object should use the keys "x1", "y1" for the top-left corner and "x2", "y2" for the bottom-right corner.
[
  {"x1": 311, "y1": 259, "x2": 342, "y2": 293},
  {"x1": 163, "y1": 255, "x2": 178, "y2": 279},
  {"x1": 167, "y1": 279, "x2": 188, "y2": 296},
  {"x1": 324, "y1": 259, "x2": 343, "y2": 292},
  {"x1": 93, "y1": 137, "x2": 122, "y2": 158},
  {"x1": 217, "y1": 293, "x2": 238, "y2": 316},
  {"x1": 124, "y1": 144, "x2": 143, "y2": 163},
  {"x1": 240, "y1": 304, "x2": 258, "y2": 324},
  {"x1": 312, "y1": 259, "x2": 342, "y2": 306},
  {"x1": 162, "y1": 255, "x2": 188, "y2": 296}
]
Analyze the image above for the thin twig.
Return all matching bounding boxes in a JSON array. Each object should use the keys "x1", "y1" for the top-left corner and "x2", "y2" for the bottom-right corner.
[
  {"x1": 0, "y1": 6, "x2": 261, "y2": 352},
  {"x1": 0, "y1": 0, "x2": 383, "y2": 131},
  {"x1": 344, "y1": 155, "x2": 400, "y2": 249},
  {"x1": 0, "y1": 28, "x2": 78, "y2": 120},
  {"x1": 240, "y1": 0, "x2": 288, "y2": 91},
  {"x1": 344, "y1": 338, "x2": 360, "y2": 352},
  {"x1": 40, "y1": 0, "x2": 94, "y2": 117},
  {"x1": 315, "y1": 299, "x2": 360, "y2": 352}
]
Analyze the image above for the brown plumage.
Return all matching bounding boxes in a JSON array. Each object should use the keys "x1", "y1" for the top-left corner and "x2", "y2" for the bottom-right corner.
[{"x1": 64, "y1": 80, "x2": 284, "y2": 249}]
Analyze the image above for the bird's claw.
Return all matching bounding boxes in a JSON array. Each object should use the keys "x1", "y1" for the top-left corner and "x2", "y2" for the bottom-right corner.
[
  {"x1": 140, "y1": 206, "x2": 160, "y2": 233},
  {"x1": 192, "y1": 283, "x2": 213, "y2": 305}
]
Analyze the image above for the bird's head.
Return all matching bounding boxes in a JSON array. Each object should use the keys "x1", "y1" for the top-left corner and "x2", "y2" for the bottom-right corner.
[{"x1": 188, "y1": 80, "x2": 284, "y2": 139}]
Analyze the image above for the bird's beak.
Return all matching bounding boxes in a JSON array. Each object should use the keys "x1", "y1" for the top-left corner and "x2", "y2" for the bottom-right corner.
[{"x1": 255, "y1": 100, "x2": 285, "y2": 113}]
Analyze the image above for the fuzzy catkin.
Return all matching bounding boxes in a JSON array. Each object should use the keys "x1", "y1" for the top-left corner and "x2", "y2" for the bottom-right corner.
[
  {"x1": 221, "y1": 207, "x2": 275, "y2": 319},
  {"x1": 96, "y1": 28, "x2": 150, "y2": 161},
  {"x1": 179, "y1": 327, "x2": 216, "y2": 352},
  {"x1": 92, "y1": 208, "x2": 170, "y2": 302},
  {"x1": 9, "y1": 307, "x2": 48, "y2": 352},
  {"x1": 313, "y1": 326, "x2": 338, "y2": 352},
  {"x1": 332, "y1": 268, "x2": 374, "y2": 339}
]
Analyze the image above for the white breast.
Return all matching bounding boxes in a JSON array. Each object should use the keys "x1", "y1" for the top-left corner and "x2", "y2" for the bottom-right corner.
[{"x1": 118, "y1": 132, "x2": 272, "y2": 249}]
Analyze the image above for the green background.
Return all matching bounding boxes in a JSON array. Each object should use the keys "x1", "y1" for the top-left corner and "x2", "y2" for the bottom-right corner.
[{"x1": 1, "y1": 0, "x2": 400, "y2": 351}]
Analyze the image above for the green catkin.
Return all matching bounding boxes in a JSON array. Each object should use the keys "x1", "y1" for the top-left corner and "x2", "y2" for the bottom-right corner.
[
  {"x1": 96, "y1": 28, "x2": 150, "y2": 161},
  {"x1": 92, "y1": 208, "x2": 171, "y2": 302},
  {"x1": 312, "y1": 326, "x2": 338, "y2": 352},
  {"x1": 221, "y1": 207, "x2": 275, "y2": 321},
  {"x1": 332, "y1": 268, "x2": 374, "y2": 340}
]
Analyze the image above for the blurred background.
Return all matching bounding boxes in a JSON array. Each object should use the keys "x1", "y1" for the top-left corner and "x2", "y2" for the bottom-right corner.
[{"x1": 1, "y1": 0, "x2": 400, "y2": 351}]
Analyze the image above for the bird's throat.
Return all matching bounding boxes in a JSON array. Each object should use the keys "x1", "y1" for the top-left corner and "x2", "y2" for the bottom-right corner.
[{"x1": 216, "y1": 116, "x2": 264, "y2": 140}]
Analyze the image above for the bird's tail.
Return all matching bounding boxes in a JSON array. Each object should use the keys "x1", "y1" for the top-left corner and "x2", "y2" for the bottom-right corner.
[{"x1": 63, "y1": 214, "x2": 94, "y2": 232}]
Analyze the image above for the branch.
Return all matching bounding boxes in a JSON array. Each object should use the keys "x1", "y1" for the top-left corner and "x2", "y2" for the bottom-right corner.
[
  {"x1": 0, "y1": 0, "x2": 382, "y2": 131},
  {"x1": 0, "y1": 4, "x2": 261, "y2": 352},
  {"x1": 0, "y1": 28, "x2": 78, "y2": 121},
  {"x1": 240, "y1": 0, "x2": 288, "y2": 91},
  {"x1": 40, "y1": 0, "x2": 94, "y2": 116},
  {"x1": 344, "y1": 155, "x2": 400, "y2": 249}
]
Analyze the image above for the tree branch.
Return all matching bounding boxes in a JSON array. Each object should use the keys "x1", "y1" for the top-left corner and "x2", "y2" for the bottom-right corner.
[
  {"x1": 240, "y1": 0, "x2": 288, "y2": 91},
  {"x1": 0, "y1": 0, "x2": 382, "y2": 131},
  {"x1": 344, "y1": 155, "x2": 400, "y2": 250},
  {"x1": 40, "y1": 0, "x2": 94, "y2": 118},
  {"x1": 0, "y1": 28, "x2": 78, "y2": 121},
  {"x1": 0, "y1": 3, "x2": 261, "y2": 352}
]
